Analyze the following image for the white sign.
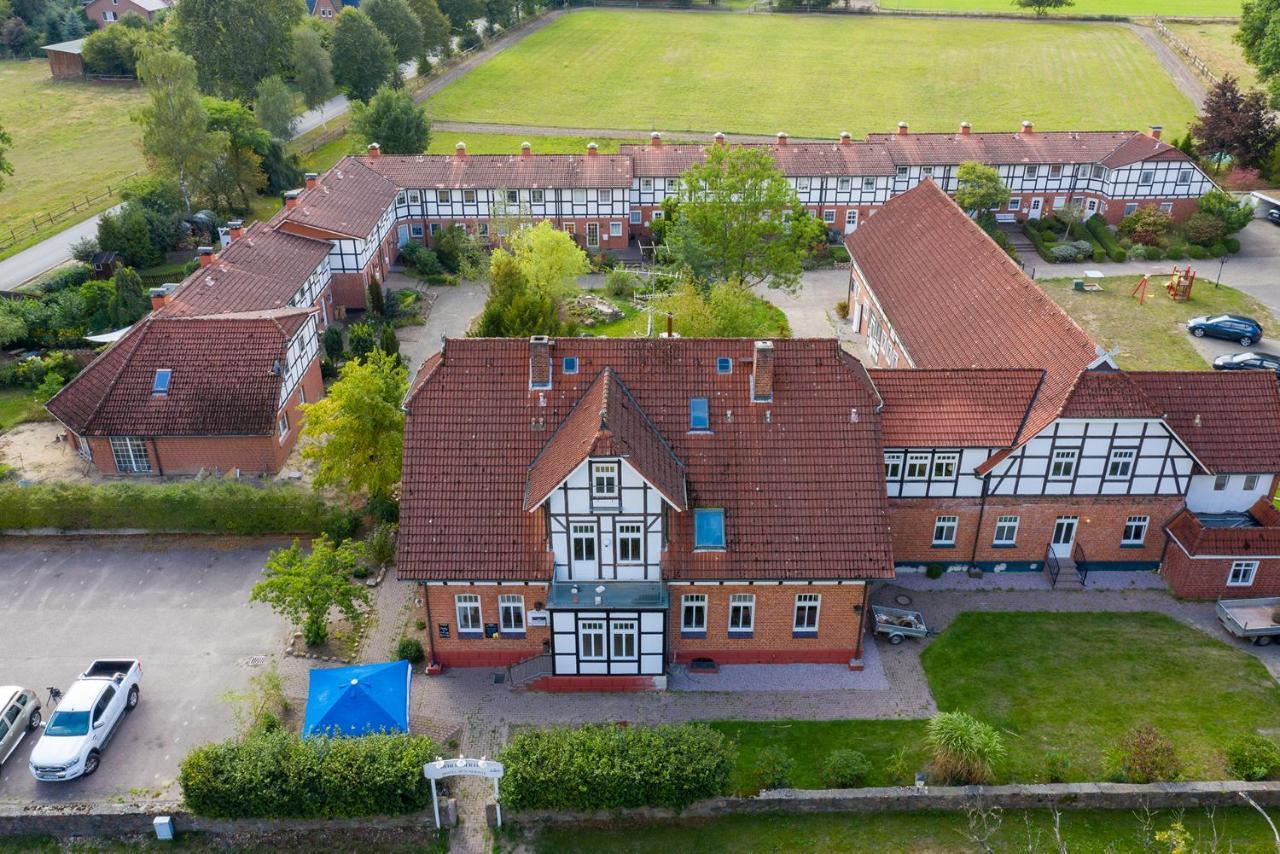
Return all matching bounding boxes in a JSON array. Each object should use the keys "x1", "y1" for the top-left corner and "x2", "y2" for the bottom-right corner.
[
  {"x1": 527, "y1": 610, "x2": 549, "y2": 627},
  {"x1": 423, "y1": 756, "x2": 504, "y2": 780}
]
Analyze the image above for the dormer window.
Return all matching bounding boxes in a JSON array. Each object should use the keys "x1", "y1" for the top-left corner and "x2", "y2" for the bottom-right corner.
[
  {"x1": 689, "y1": 397, "x2": 710, "y2": 431},
  {"x1": 591, "y1": 462, "x2": 619, "y2": 498},
  {"x1": 563, "y1": 356, "x2": 579, "y2": 375},
  {"x1": 152, "y1": 369, "x2": 171, "y2": 396},
  {"x1": 715, "y1": 357, "x2": 732, "y2": 374}
]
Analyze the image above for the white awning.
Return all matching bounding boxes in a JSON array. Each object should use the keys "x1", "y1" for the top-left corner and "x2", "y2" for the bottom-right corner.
[{"x1": 84, "y1": 326, "x2": 132, "y2": 343}]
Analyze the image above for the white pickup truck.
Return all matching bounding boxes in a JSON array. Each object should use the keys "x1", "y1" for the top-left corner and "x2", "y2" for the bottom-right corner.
[{"x1": 29, "y1": 660, "x2": 141, "y2": 781}]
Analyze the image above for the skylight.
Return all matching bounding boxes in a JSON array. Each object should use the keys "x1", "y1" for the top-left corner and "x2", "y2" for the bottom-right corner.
[{"x1": 152, "y1": 369, "x2": 172, "y2": 396}]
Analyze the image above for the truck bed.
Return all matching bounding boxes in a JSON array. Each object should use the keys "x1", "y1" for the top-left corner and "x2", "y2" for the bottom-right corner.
[
  {"x1": 83, "y1": 660, "x2": 139, "y2": 679},
  {"x1": 1217, "y1": 598, "x2": 1280, "y2": 636}
]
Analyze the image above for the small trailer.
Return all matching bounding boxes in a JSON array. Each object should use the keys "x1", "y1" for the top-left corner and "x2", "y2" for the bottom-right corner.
[
  {"x1": 871, "y1": 604, "x2": 932, "y2": 645},
  {"x1": 1217, "y1": 597, "x2": 1280, "y2": 647}
]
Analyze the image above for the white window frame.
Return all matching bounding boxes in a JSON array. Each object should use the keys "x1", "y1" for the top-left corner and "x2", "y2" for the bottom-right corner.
[
  {"x1": 408, "y1": 190, "x2": 421, "y2": 204},
  {"x1": 1008, "y1": 197, "x2": 1021, "y2": 211},
  {"x1": 728, "y1": 593, "x2": 755, "y2": 633},
  {"x1": 1024, "y1": 165, "x2": 1039, "y2": 179},
  {"x1": 1159, "y1": 202, "x2": 1173, "y2": 214},
  {"x1": 109, "y1": 437, "x2": 151, "y2": 474},
  {"x1": 1177, "y1": 169, "x2": 1192, "y2": 185},
  {"x1": 1214, "y1": 474, "x2": 1231, "y2": 491},
  {"x1": 862, "y1": 177, "x2": 876, "y2": 191},
  {"x1": 641, "y1": 178, "x2": 653, "y2": 191},
  {"x1": 932, "y1": 452, "x2": 959, "y2": 480},
  {"x1": 600, "y1": 189, "x2": 613, "y2": 204},
  {"x1": 1106, "y1": 447, "x2": 1137, "y2": 480},
  {"x1": 884, "y1": 451, "x2": 903, "y2": 480},
  {"x1": 846, "y1": 210, "x2": 858, "y2": 227},
  {"x1": 797, "y1": 178, "x2": 810, "y2": 192},
  {"x1": 681, "y1": 594, "x2": 706, "y2": 632},
  {"x1": 616, "y1": 521, "x2": 643, "y2": 564},
  {"x1": 505, "y1": 189, "x2": 518, "y2": 204},
  {"x1": 462, "y1": 190, "x2": 477, "y2": 204},
  {"x1": 1124, "y1": 203, "x2": 1138, "y2": 216},
  {"x1": 277, "y1": 412, "x2": 290, "y2": 441},
  {"x1": 993, "y1": 515, "x2": 1019, "y2": 547},
  {"x1": 611, "y1": 621, "x2": 637, "y2": 660},
  {"x1": 1121, "y1": 515, "x2": 1148, "y2": 546},
  {"x1": 436, "y1": 190, "x2": 450, "y2": 204},
  {"x1": 838, "y1": 177, "x2": 851, "y2": 191},
  {"x1": 609, "y1": 221, "x2": 622, "y2": 237},
  {"x1": 455, "y1": 594, "x2": 482, "y2": 634},
  {"x1": 410, "y1": 224, "x2": 424, "y2": 238},
  {"x1": 896, "y1": 166, "x2": 909, "y2": 178},
  {"x1": 793, "y1": 593, "x2": 820, "y2": 632},
  {"x1": 1228, "y1": 560, "x2": 1258, "y2": 587},
  {"x1": 629, "y1": 210, "x2": 641, "y2": 224},
  {"x1": 932, "y1": 516, "x2": 958, "y2": 547},
  {"x1": 499, "y1": 594, "x2": 525, "y2": 633},
  {"x1": 579, "y1": 620, "x2": 606, "y2": 659},
  {"x1": 1049, "y1": 164, "x2": 1063, "y2": 178},
  {"x1": 1245, "y1": 474, "x2": 1261, "y2": 491},
  {"x1": 572, "y1": 189, "x2": 587, "y2": 204},
  {"x1": 1139, "y1": 170, "x2": 1154, "y2": 186},
  {"x1": 822, "y1": 209, "x2": 836, "y2": 224},
  {"x1": 905, "y1": 452, "x2": 930, "y2": 481},
  {"x1": 1050, "y1": 448, "x2": 1078, "y2": 480},
  {"x1": 531, "y1": 190, "x2": 545, "y2": 204}
]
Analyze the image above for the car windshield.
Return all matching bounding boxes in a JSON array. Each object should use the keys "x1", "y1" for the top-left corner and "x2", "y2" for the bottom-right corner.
[
  {"x1": 1208, "y1": 316, "x2": 1232, "y2": 323},
  {"x1": 44, "y1": 710, "x2": 90, "y2": 736}
]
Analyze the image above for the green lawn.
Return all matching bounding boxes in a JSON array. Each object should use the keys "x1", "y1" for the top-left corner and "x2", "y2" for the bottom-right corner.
[
  {"x1": 0, "y1": 61, "x2": 146, "y2": 261},
  {"x1": 1167, "y1": 22, "x2": 1258, "y2": 89},
  {"x1": 532, "y1": 809, "x2": 1280, "y2": 853},
  {"x1": 877, "y1": 0, "x2": 1238, "y2": 16},
  {"x1": 713, "y1": 612, "x2": 1280, "y2": 792},
  {"x1": 0, "y1": 388, "x2": 45, "y2": 432},
  {"x1": 583, "y1": 288, "x2": 791, "y2": 339},
  {"x1": 427, "y1": 11, "x2": 1196, "y2": 138},
  {"x1": 1038, "y1": 275, "x2": 1274, "y2": 371}
]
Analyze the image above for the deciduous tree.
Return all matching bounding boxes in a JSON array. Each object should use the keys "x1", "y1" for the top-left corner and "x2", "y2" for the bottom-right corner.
[
  {"x1": 954, "y1": 161, "x2": 1010, "y2": 214},
  {"x1": 1012, "y1": 0, "x2": 1072, "y2": 14},
  {"x1": 505, "y1": 220, "x2": 589, "y2": 300},
  {"x1": 472, "y1": 249, "x2": 573, "y2": 338},
  {"x1": 292, "y1": 24, "x2": 336, "y2": 118},
  {"x1": 331, "y1": 7, "x2": 396, "y2": 103},
  {"x1": 666, "y1": 145, "x2": 826, "y2": 292},
  {"x1": 134, "y1": 47, "x2": 218, "y2": 213},
  {"x1": 0, "y1": 121, "x2": 11, "y2": 194},
  {"x1": 300, "y1": 349, "x2": 408, "y2": 502},
  {"x1": 200, "y1": 97, "x2": 269, "y2": 213},
  {"x1": 172, "y1": 0, "x2": 306, "y2": 102},
  {"x1": 254, "y1": 75, "x2": 297, "y2": 140},
  {"x1": 250, "y1": 536, "x2": 371, "y2": 646},
  {"x1": 1191, "y1": 75, "x2": 1277, "y2": 170},
  {"x1": 438, "y1": 0, "x2": 481, "y2": 33},
  {"x1": 363, "y1": 0, "x2": 422, "y2": 65},
  {"x1": 351, "y1": 86, "x2": 430, "y2": 154},
  {"x1": 406, "y1": 0, "x2": 450, "y2": 63},
  {"x1": 1238, "y1": 0, "x2": 1280, "y2": 105}
]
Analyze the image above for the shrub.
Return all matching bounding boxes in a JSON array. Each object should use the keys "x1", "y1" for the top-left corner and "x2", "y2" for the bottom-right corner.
[
  {"x1": 1127, "y1": 245, "x2": 1148, "y2": 261},
  {"x1": 0, "y1": 480, "x2": 343, "y2": 534},
  {"x1": 1049, "y1": 245, "x2": 1078, "y2": 263},
  {"x1": 752, "y1": 745, "x2": 795, "y2": 792},
  {"x1": 395, "y1": 636, "x2": 425, "y2": 664},
  {"x1": 1092, "y1": 248, "x2": 1106, "y2": 263},
  {"x1": 1187, "y1": 245, "x2": 1209, "y2": 260},
  {"x1": 831, "y1": 245, "x2": 851, "y2": 263},
  {"x1": 926, "y1": 563, "x2": 945, "y2": 579},
  {"x1": 321, "y1": 508, "x2": 362, "y2": 542},
  {"x1": 320, "y1": 358, "x2": 337, "y2": 380},
  {"x1": 1086, "y1": 215, "x2": 1124, "y2": 260},
  {"x1": 323, "y1": 326, "x2": 344, "y2": 362},
  {"x1": 498, "y1": 724, "x2": 734, "y2": 811},
  {"x1": 1165, "y1": 244, "x2": 1187, "y2": 260},
  {"x1": 399, "y1": 242, "x2": 444, "y2": 278},
  {"x1": 1210, "y1": 242, "x2": 1228, "y2": 258},
  {"x1": 1225, "y1": 237, "x2": 1241, "y2": 254},
  {"x1": 820, "y1": 749, "x2": 870, "y2": 788},
  {"x1": 1184, "y1": 211, "x2": 1226, "y2": 247},
  {"x1": 1022, "y1": 221, "x2": 1055, "y2": 263},
  {"x1": 1145, "y1": 246, "x2": 1163, "y2": 262},
  {"x1": 1224, "y1": 734, "x2": 1280, "y2": 781},
  {"x1": 179, "y1": 729, "x2": 438, "y2": 818},
  {"x1": 926, "y1": 711, "x2": 1005, "y2": 785},
  {"x1": 1108, "y1": 724, "x2": 1182, "y2": 783},
  {"x1": 1043, "y1": 749, "x2": 1071, "y2": 783},
  {"x1": 835, "y1": 299, "x2": 850, "y2": 320},
  {"x1": 366, "y1": 522, "x2": 397, "y2": 568},
  {"x1": 1119, "y1": 206, "x2": 1173, "y2": 246},
  {"x1": 366, "y1": 492, "x2": 400, "y2": 524},
  {"x1": 36, "y1": 264, "x2": 93, "y2": 295},
  {"x1": 604, "y1": 268, "x2": 638, "y2": 298}
]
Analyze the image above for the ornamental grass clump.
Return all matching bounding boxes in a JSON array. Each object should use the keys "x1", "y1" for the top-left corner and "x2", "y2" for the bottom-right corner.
[
  {"x1": 1224, "y1": 734, "x2": 1280, "y2": 782},
  {"x1": 926, "y1": 711, "x2": 1005, "y2": 785}
]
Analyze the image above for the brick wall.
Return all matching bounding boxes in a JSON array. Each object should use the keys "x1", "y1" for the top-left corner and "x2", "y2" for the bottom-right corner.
[
  {"x1": 1099, "y1": 198, "x2": 1199, "y2": 226},
  {"x1": 420, "y1": 584, "x2": 549, "y2": 668},
  {"x1": 846, "y1": 271, "x2": 910, "y2": 370},
  {"x1": 1162, "y1": 547, "x2": 1280, "y2": 599},
  {"x1": 270, "y1": 356, "x2": 325, "y2": 472},
  {"x1": 330, "y1": 274, "x2": 368, "y2": 311},
  {"x1": 889, "y1": 495, "x2": 1184, "y2": 570},
  {"x1": 667, "y1": 583, "x2": 868, "y2": 666}
]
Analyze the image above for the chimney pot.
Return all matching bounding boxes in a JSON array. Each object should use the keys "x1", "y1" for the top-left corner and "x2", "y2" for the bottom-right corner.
[
  {"x1": 752, "y1": 340, "x2": 775, "y2": 403},
  {"x1": 197, "y1": 246, "x2": 216, "y2": 267},
  {"x1": 839, "y1": 131, "x2": 852, "y2": 145},
  {"x1": 304, "y1": 172, "x2": 319, "y2": 190},
  {"x1": 897, "y1": 121, "x2": 909, "y2": 136},
  {"x1": 284, "y1": 189, "x2": 301, "y2": 210},
  {"x1": 1149, "y1": 124, "x2": 1163, "y2": 140},
  {"x1": 650, "y1": 132, "x2": 662, "y2": 148},
  {"x1": 520, "y1": 141, "x2": 532, "y2": 157},
  {"x1": 227, "y1": 220, "x2": 244, "y2": 241},
  {"x1": 776, "y1": 132, "x2": 788, "y2": 145},
  {"x1": 587, "y1": 142, "x2": 598, "y2": 156},
  {"x1": 528, "y1": 335, "x2": 552, "y2": 389},
  {"x1": 455, "y1": 142, "x2": 467, "y2": 159},
  {"x1": 1020, "y1": 120, "x2": 1034, "y2": 136},
  {"x1": 714, "y1": 132, "x2": 726, "y2": 145},
  {"x1": 366, "y1": 142, "x2": 381, "y2": 157},
  {"x1": 959, "y1": 121, "x2": 972, "y2": 136}
]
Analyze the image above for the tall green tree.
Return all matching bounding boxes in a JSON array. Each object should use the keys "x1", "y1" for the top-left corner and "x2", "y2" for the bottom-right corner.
[
  {"x1": 59, "y1": 8, "x2": 83, "y2": 38},
  {"x1": 666, "y1": 145, "x2": 826, "y2": 292},
  {"x1": 1238, "y1": 0, "x2": 1280, "y2": 105},
  {"x1": 363, "y1": 0, "x2": 422, "y2": 65},
  {"x1": 438, "y1": 0, "x2": 481, "y2": 33},
  {"x1": 300, "y1": 349, "x2": 408, "y2": 502},
  {"x1": 250, "y1": 536, "x2": 371, "y2": 646},
  {"x1": 505, "y1": 220, "x2": 589, "y2": 300},
  {"x1": 107, "y1": 266, "x2": 149, "y2": 328},
  {"x1": 954, "y1": 161, "x2": 1011, "y2": 214},
  {"x1": 134, "y1": 48, "x2": 218, "y2": 213},
  {"x1": 199, "y1": 98, "x2": 269, "y2": 213},
  {"x1": 291, "y1": 23, "x2": 335, "y2": 118},
  {"x1": 331, "y1": 7, "x2": 396, "y2": 103},
  {"x1": 406, "y1": 0, "x2": 450, "y2": 63},
  {"x1": 351, "y1": 85, "x2": 429, "y2": 154},
  {"x1": 1012, "y1": 0, "x2": 1072, "y2": 13},
  {"x1": 172, "y1": 0, "x2": 306, "y2": 101},
  {"x1": 254, "y1": 75, "x2": 297, "y2": 140},
  {"x1": 0, "y1": 122, "x2": 11, "y2": 194},
  {"x1": 1190, "y1": 75, "x2": 1278, "y2": 170},
  {"x1": 472, "y1": 249, "x2": 572, "y2": 338}
]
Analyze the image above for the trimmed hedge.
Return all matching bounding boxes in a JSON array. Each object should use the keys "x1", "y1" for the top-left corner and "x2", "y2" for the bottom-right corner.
[
  {"x1": 1085, "y1": 215, "x2": 1126, "y2": 263},
  {"x1": 499, "y1": 724, "x2": 735, "y2": 811},
  {"x1": 1022, "y1": 221, "x2": 1054, "y2": 262},
  {"x1": 0, "y1": 480, "x2": 352, "y2": 535},
  {"x1": 180, "y1": 729, "x2": 438, "y2": 818}
]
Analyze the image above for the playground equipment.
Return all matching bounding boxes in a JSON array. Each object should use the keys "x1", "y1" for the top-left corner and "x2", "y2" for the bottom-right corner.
[
  {"x1": 1131, "y1": 275, "x2": 1150, "y2": 305},
  {"x1": 1165, "y1": 267, "x2": 1196, "y2": 302}
]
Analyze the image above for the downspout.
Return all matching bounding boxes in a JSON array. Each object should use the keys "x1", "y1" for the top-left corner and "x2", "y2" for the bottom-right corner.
[
  {"x1": 150, "y1": 437, "x2": 164, "y2": 477},
  {"x1": 968, "y1": 472, "x2": 989, "y2": 572},
  {"x1": 423, "y1": 584, "x2": 438, "y2": 667}
]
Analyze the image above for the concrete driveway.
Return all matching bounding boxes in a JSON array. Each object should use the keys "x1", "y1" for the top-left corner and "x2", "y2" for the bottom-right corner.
[{"x1": 0, "y1": 537, "x2": 290, "y2": 802}]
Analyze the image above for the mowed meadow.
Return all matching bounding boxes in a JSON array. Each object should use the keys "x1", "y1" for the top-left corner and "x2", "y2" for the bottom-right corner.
[
  {"x1": 878, "y1": 0, "x2": 1239, "y2": 15},
  {"x1": 427, "y1": 11, "x2": 1197, "y2": 138}
]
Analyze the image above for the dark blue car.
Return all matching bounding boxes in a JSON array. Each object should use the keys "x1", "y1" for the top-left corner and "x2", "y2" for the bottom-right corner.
[
  {"x1": 1187, "y1": 314, "x2": 1263, "y2": 346},
  {"x1": 1212, "y1": 352, "x2": 1280, "y2": 375}
]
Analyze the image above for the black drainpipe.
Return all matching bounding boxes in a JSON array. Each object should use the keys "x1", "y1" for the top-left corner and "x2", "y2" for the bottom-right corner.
[
  {"x1": 969, "y1": 472, "x2": 990, "y2": 572},
  {"x1": 423, "y1": 584, "x2": 438, "y2": 667}
]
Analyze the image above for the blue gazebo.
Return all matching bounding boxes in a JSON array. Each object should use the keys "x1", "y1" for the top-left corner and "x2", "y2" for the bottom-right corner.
[{"x1": 302, "y1": 660, "x2": 411, "y2": 738}]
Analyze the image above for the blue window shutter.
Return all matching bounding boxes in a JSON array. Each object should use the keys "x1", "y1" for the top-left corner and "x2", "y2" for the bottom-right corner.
[
  {"x1": 694, "y1": 509, "x2": 725, "y2": 549},
  {"x1": 689, "y1": 397, "x2": 709, "y2": 430}
]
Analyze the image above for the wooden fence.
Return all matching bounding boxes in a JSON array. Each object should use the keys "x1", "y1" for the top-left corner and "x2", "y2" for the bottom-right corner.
[
  {"x1": 0, "y1": 171, "x2": 141, "y2": 255},
  {"x1": 1154, "y1": 17, "x2": 1221, "y2": 85}
]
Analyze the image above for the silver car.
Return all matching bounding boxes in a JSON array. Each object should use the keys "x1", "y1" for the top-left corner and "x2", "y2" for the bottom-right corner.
[{"x1": 0, "y1": 687, "x2": 42, "y2": 768}]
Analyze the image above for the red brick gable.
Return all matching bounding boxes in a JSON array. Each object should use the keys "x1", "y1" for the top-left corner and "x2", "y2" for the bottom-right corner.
[
  {"x1": 397, "y1": 338, "x2": 893, "y2": 583},
  {"x1": 869, "y1": 368, "x2": 1043, "y2": 448}
]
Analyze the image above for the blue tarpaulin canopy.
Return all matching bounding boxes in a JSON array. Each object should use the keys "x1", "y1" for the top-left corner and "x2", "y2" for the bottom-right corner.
[{"x1": 302, "y1": 660, "x2": 411, "y2": 738}]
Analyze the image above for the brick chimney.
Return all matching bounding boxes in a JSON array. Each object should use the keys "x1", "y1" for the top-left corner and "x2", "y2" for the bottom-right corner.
[
  {"x1": 148, "y1": 284, "x2": 175, "y2": 311},
  {"x1": 649, "y1": 132, "x2": 662, "y2": 148},
  {"x1": 304, "y1": 172, "x2": 319, "y2": 190},
  {"x1": 839, "y1": 131, "x2": 852, "y2": 145},
  {"x1": 1020, "y1": 120, "x2": 1035, "y2": 137},
  {"x1": 714, "y1": 132, "x2": 726, "y2": 145},
  {"x1": 227, "y1": 220, "x2": 244, "y2": 241},
  {"x1": 367, "y1": 142, "x2": 381, "y2": 158},
  {"x1": 284, "y1": 189, "x2": 301, "y2": 210},
  {"x1": 529, "y1": 335, "x2": 552, "y2": 389},
  {"x1": 455, "y1": 142, "x2": 467, "y2": 160},
  {"x1": 587, "y1": 142, "x2": 598, "y2": 156},
  {"x1": 197, "y1": 246, "x2": 216, "y2": 268},
  {"x1": 1148, "y1": 124, "x2": 1163, "y2": 140},
  {"x1": 776, "y1": 132, "x2": 788, "y2": 146},
  {"x1": 897, "y1": 121, "x2": 909, "y2": 136},
  {"x1": 959, "y1": 121, "x2": 972, "y2": 136},
  {"x1": 752, "y1": 340, "x2": 774, "y2": 403},
  {"x1": 521, "y1": 141, "x2": 532, "y2": 157}
]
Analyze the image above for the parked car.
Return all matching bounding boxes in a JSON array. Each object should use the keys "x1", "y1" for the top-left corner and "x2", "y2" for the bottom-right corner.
[
  {"x1": 1212, "y1": 352, "x2": 1280, "y2": 374},
  {"x1": 1187, "y1": 315, "x2": 1264, "y2": 346},
  {"x1": 0, "y1": 687, "x2": 42, "y2": 768},
  {"x1": 29, "y1": 660, "x2": 141, "y2": 781},
  {"x1": 1266, "y1": 209, "x2": 1280, "y2": 226}
]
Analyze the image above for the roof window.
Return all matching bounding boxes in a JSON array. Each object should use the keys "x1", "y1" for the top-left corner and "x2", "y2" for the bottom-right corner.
[
  {"x1": 689, "y1": 397, "x2": 710, "y2": 431},
  {"x1": 715, "y1": 357, "x2": 732, "y2": 374},
  {"x1": 152, "y1": 369, "x2": 171, "y2": 396},
  {"x1": 563, "y1": 356, "x2": 579, "y2": 375}
]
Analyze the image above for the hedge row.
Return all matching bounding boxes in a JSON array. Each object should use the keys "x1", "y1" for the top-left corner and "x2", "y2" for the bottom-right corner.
[
  {"x1": 0, "y1": 480, "x2": 355, "y2": 536},
  {"x1": 179, "y1": 729, "x2": 438, "y2": 818},
  {"x1": 498, "y1": 724, "x2": 735, "y2": 811},
  {"x1": 1086, "y1": 215, "x2": 1126, "y2": 262},
  {"x1": 1021, "y1": 221, "x2": 1053, "y2": 261}
]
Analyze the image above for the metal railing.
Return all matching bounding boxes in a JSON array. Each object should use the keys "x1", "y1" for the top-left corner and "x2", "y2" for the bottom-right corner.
[
  {"x1": 506, "y1": 652, "x2": 552, "y2": 687},
  {"x1": 1044, "y1": 543, "x2": 1062, "y2": 589},
  {"x1": 1072, "y1": 540, "x2": 1090, "y2": 587}
]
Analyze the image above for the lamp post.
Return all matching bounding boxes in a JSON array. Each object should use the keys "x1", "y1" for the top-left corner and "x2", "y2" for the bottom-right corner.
[{"x1": 1216, "y1": 253, "x2": 1227, "y2": 289}]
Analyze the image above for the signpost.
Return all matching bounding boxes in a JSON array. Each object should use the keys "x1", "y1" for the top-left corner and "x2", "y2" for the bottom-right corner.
[{"x1": 423, "y1": 756, "x2": 505, "y2": 830}]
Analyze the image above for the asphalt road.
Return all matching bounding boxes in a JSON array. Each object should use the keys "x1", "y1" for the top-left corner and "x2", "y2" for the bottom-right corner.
[{"x1": 0, "y1": 538, "x2": 289, "y2": 802}]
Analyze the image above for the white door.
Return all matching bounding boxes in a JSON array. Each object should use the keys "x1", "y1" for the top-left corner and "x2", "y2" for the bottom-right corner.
[
  {"x1": 396, "y1": 224, "x2": 410, "y2": 246},
  {"x1": 570, "y1": 522, "x2": 598, "y2": 578},
  {"x1": 1028, "y1": 197, "x2": 1044, "y2": 220},
  {"x1": 1085, "y1": 198, "x2": 1098, "y2": 217},
  {"x1": 1050, "y1": 516, "x2": 1078, "y2": 559},
  {"x1": 844, "y1": 209, "x2": 859, "y2": 234}
]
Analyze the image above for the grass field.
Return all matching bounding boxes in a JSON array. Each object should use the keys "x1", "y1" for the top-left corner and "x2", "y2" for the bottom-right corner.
[
  {"x1": 712, "y1": 612, "x2": 1280, "y2": 792},
  {"x1": 1167, "y1": 22, "x2": 1258, "y2": 88},
  {"x1": 427, "y1": 11, "x2": 1197, "y2": 138},
  {"x1": 1038, "y1": 274, "x2": 1274, "y2": 370},
  {"x1": 532, "y1": 809, "x2": 1280, "y2": 853},
  {"x1": 877, "y1": 0, "x2": 1239, "y2": 16},
  {"x1": 0, "y1": 388, "x2": 45, "y2": 433},
  {"x1": 0, "y1": 61, "x2": 146, "y2": 261}
]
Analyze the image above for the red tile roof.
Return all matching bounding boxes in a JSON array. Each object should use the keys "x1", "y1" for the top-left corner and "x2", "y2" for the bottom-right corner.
[
  {"x1": 845, "y1": 180, "x2": 1099, "y2": 442},
  {"x1": 1165, "y1": 500, "x2": 1280, "y2": 557},
  {"x1": 1059, "y1": 369, "x2": 1163, "y2": 420},
  {"x1": 1126, "y1": 371, "x2": 1280, "y2": 473},
  {"x1": 397, "y1": 338, "x2": 893, "y2": 582},
  {"x1": 47, "y1": 309, "x2": 313, "y2": 437},
  {"x1": 361, "y1": 151, "x2": 634, "y2": 189},
  {"x1": 620, "y1": 141, "x2": 898, "y2": 177},
  {"x1": 869, "y1": 368, "x2": 1043, "y2": 447},
  {"x1": 863, "y1": 129, "x2": 1189, "y2": 168},
  {"x1": 279, "y1": 156, "x2": 399, "y2": 238}
]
